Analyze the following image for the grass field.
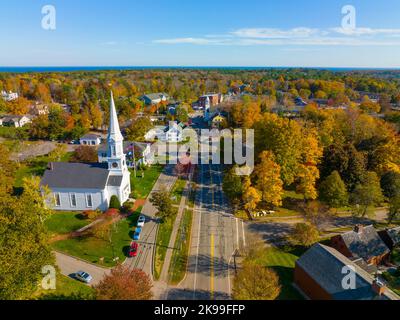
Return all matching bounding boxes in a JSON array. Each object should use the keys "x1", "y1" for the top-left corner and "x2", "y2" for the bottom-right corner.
[
  {"x1": 154, "y1": 209, "x2": 177, "y2": 280},
  {"x1": 51, "y1": 209, "x2": 141, "y2": 267},
  {"x1": 45, "y1": 211, "x2": 90, "y2": 235},
  {"x1": 171, "y1": 178, "x2": 187, "y2": 204},
  {"x1": 34, "y1": 273, "x2": 95, "y2": 300},
  {"x1": 130, "y1": 165, "x2": 163, "y2": 199},
  {"x1": 168, "y1": 209, "x2": 193, "y2": 284},
  {"x1": 14, "y1": 152, "x2": 73, "y2": 188},
  {"x1": 255, "y1": 246, "x2": 305, "y2": 300}
]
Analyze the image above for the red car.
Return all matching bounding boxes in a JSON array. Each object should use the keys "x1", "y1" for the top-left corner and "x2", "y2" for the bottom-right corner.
[{"x1": 129, "y1": 242, "x2": 139, "y2": 257}]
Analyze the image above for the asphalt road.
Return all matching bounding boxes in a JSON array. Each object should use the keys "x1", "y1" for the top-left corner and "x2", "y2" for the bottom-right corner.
[{"x1": 168, "y1": 163, "x2": 246, "y2": 300}]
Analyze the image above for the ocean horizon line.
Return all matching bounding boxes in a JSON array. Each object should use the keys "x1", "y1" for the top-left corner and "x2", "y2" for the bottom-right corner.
[{"x1": 1, "y1": 66, "x2": 400, "y2": 73}]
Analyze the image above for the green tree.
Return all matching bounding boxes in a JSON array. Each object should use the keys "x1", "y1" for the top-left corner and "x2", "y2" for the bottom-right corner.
[
  {"x1": 149, "y1": 188, "x2": 174, "y2": 220},
  {"x1": 232, "y1": 261, "x2": 281, "y2": 300},
  {"x1": 288, "y1": 222, "x2": 319, "y2": 247},
  {"x1": 388, "y1": 194, "x2": 400, "y2": 225},
  {"x1": 351, "y1": 171, "x2": 384, "y2": 217},
  {"x1": 109, "y1": 195, "x2": 121, "y2": 210},
  {"x1": 380, "y1": 171, "x2": 400, "y2": 199},
  {"x1": 222, "y1": 166, "x2": 243, "y2": 206},
  {"x1": 319, "y1": 171, "x2": 349, "y2": 208}
]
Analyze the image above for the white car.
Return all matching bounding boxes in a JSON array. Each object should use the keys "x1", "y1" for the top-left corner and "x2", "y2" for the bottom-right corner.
[
  {"x1": 75, "y1": 271, "x2": 93, "y2": 284},
  {"x1": 137, "y1": 215, "x2": 146, "y2": 227}
]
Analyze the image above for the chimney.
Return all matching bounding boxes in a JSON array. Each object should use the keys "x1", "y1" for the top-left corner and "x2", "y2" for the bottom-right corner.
[
  {"x1": 354, "y1": 225, "x2": 364, "y2": 233},
  {"x1": 372, "y1": 278, "x2": 386, "y2": 296}
]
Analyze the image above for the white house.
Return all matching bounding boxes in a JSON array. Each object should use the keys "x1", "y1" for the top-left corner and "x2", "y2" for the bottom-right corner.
[
  {"x1": 0, "y1": 115, "x2": 32, "y2": 127},
  {"x1": 41, "y1": 92, "x2": 131, "y2": 211},
  {"x1": 144, "y1": 122, "x2": 184, "y2": 143},
  {"x1": 141, "y1": 93, "x2": 170, "y2": 105},
  {"x1": 80, "y1": 133, "x2": 102, "y2": 146},
  {"x1": 1, "y1": 90, "x2": 19, "y2": 102}
]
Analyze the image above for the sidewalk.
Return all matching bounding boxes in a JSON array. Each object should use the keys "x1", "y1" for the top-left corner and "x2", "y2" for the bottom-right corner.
[{"x1": 159, "y1": 180, "x2": 190, "y2": 284}]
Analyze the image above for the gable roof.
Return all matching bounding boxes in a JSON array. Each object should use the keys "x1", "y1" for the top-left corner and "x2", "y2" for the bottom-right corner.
[
  {"x1": 296, "y1": 243, "x2": 399, "y2": 300},
  {"x1": 142, "y1": 93, "x2": 169, "y2": 101},
  {"x1": 41, "y1": 162, "x2": 109, "y2": 189},
  {"x1": 81, "y1": 133, "x2": 101, "y2": 140},
  {"x1": 340, "y1": 225, "x2": 390, "y2": 261}
]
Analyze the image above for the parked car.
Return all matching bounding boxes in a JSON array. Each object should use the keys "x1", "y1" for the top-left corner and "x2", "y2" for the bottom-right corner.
[
  {"x1": 129, "y1": 242, "x2": 139, "y2": 257},
  {"x1": 137, "y1": 215, "x2": 146, "y2": 227},
  {"x1": 75, "y1": 271, "x2": 93, "y2": 284},
  {"x1": 133, "y1": 227, "x2": 142, "y2": 240}
]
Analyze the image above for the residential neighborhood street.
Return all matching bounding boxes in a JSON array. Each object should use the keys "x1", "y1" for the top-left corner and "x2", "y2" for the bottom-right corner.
[{"x1": 166, "y1": 163, "x2": 246, "y2": 300}]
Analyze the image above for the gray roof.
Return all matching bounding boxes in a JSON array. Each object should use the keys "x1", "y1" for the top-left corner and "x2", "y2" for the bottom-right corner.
[
  {"x1": 142, "y1": 93, "x2": 169, "y2": 101},
  {"x1": 41, "y1": 162, "x2": 109, "y2": 189},
  {"x1": 81, "y1": 133, "x2": 101, "y2": 140},
  {"x1": 340, "y1": 225, "x2": 390, "y2": 261},
  {"x1": 387, "y1": 227, "x2": 400, "y2": 246},
  {"x1": 107, "y1": 175, "x2": 123, "y2": 187},
  {"x1": 98, "y1": 141, "x2": 149, "y2": 154},
  {"x1": 297, "y1": 244, "x2": 399, "y2": 300}
]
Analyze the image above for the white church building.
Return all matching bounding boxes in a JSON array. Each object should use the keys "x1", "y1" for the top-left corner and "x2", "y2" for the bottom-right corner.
[{"x1": 41, "y1": 92, "x2": 131, "y2": 211}]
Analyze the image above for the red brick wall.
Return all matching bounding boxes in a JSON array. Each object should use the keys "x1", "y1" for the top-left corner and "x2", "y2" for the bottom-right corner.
[
  {"x1": 294, "y1": 264, "x2": 333, "y2": 300},
  {"x1": 330, "y1": 236, "x2": 353, "y2": 258}
]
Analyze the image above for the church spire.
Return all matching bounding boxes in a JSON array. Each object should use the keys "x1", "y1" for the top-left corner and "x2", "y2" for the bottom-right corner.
[{"x1": 108, "y1": 91, "x2": 123, "y2": 142}]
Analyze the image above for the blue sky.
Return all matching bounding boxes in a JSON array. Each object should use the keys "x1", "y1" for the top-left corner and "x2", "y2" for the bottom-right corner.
[{"x1": 1, "y1": 0, "x2": 400, "y2": 67}]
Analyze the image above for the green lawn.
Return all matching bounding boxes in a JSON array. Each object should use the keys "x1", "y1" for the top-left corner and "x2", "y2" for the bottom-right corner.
[
  {"x1": 168, "y1": 209, "x2": 193, "y2": 284},
  {"x1": 51, "y1": 209, "x2": 141, "y2": 267},
  {"x1": 255, "y1": 246, "x2": 305, "y2": 300},
  {"x1": 171, "y1": 178, "x2": 187, "y2": 204},
  {"x1": 154, "y1": 209, "x2": 177, "y2": 280},
  {"x1": 45, "y1": 212, "x2": 90, "y2": 236},
  {"x1": 34, "y1": 273, "x2": 95, "y2": 300},
  {"x1": 130, "y1": 165, "x2": 163, "y2": 199},
  {"x1": 14, "y1": 152, "x2": 73, "y2": 188}
]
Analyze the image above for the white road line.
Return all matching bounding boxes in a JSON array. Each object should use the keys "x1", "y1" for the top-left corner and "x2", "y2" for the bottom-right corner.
[
  {"x1": 236, "y1": 218, "x2": 239, "y2": 249},
  {"x1": 242, "y1": 220, "x2": 246, "y2": 248},
  {"x1": 193, "y1": 166, "x2": 203, "y2": 299}
]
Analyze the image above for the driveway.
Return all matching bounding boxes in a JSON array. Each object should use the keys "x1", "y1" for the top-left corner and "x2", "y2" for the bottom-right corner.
[{"x1": 55, "y1": 251, "x2": 110, "y2": 286}]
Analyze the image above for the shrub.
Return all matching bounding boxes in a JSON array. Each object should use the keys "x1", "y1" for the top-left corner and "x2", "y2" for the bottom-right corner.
[
  {"x1": 122, "y1": 201, "x2": 135, "y2": 213},
  {"x1": 104, "y1": 208, "x2": 119, "y2": 217},
  {"x1": 109, "y1": 195, "x2": 121, "y2": 209}
]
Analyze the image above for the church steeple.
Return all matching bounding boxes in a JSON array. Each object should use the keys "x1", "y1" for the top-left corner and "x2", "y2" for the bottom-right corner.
[
  {"x1": 108, "y1": 91, "x2": 123, "y2": 142},
  {"x1": 107, "y1": 91, "x2": 127, "y2": 175}
]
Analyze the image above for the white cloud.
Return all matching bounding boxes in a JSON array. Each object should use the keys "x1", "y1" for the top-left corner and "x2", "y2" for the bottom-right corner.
[
  {"x1": 153, "y1": 26, "x2": 400, "y2": 47},
  {"x1": 332, "y1": 27, "x2": 400, "y2": 36},
  {"x1": 231, "y1": 27, "x2": 320, "y2": 39}
]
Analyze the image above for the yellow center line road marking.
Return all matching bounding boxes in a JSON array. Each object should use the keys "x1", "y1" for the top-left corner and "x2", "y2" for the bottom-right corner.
[{"x1": 210, "y1": 232, "x2": 214, "y2": 300}]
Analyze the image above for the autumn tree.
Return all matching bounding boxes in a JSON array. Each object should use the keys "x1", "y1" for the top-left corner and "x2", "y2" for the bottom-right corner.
[
  {"x1": 232, "y1": 261, "x2": 281, "y2": 300},
  {"x1": 242, "y1": 178, "x2": 261, "y2": 213},
  {"x1": 6, "y1": 97, "x2": 31, "y2": 115},
  {"x1": 95, "y1": 265, "x2": 153, "y2": 300},
  {"x1": 0, "y1": 177, "x2": 54, "y2": 299},
  {"x1": 288, "y1": 222, "x2": 319, "y2": 247},
  {"x1": 126, "y1": 117, "x2": 153, "y2": 141},
  {"x1": 254, "y1": 151, "x2": 283, "y2": 207},
  {"x1": 319, "y1": 171, "x2": 349, "y2": 208},
  {"x1": 71, "y1": 145, "x2": 98, "y2": 163}
]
